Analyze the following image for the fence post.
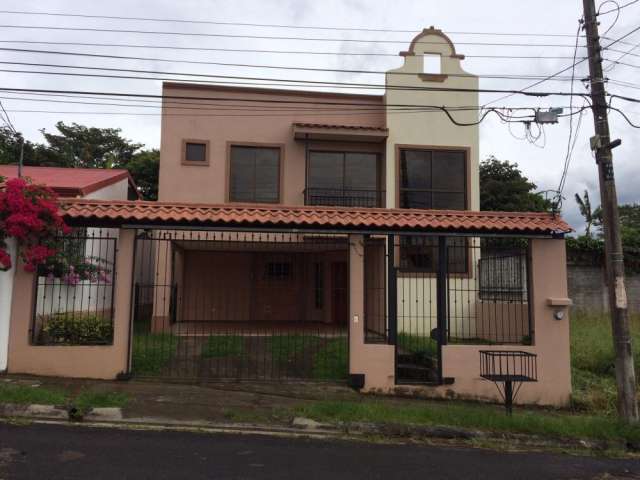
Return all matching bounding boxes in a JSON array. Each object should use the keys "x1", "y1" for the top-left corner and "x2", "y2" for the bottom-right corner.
[
  {"x1": 437, "y1": 236, "x2": 449, "y2": 383},
  {"x1": 387, "y1": 234, "x2": 397, "y2": 346}
]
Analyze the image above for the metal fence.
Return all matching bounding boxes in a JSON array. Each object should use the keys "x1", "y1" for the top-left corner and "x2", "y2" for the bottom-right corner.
[
  {"x1": 130, "y1": 229, "x2": 349, "y2": 381},
  {"x1": 304, "y1": 188, "x2": 384, "y2": 208},
  {"x1": 31, "y1": 228, "x2": 117, "y2": 345},
  {"x1": 447, "y1": 238, "x2": 531, "y2": 345}
]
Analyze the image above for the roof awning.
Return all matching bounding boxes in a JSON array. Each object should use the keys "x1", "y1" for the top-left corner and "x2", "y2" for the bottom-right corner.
[
  {"x1": 293, "y1": 122, "x2": 388, "y2": 143},
  {"x1": 60, "y1": 199, "x2": 572, "y2": 237}
]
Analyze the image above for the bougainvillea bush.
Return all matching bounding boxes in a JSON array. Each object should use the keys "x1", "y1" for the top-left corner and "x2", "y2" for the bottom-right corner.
[{"x1": 0, "y1": 176, "x2": 69, "y2": 272}]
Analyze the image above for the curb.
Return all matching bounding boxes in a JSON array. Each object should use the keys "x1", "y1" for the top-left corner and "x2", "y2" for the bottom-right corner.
[{"x1": 0, "y1": 406, "x2": 637, "y2": 455}]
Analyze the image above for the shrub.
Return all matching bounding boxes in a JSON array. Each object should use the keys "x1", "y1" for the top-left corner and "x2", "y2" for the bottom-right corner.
[{"x1": 39, "y1": 312, "x2": 113, "y2": 345}]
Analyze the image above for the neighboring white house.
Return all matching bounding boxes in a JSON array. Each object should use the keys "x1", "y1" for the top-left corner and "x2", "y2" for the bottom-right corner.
[{"x1": 0, "y1": 166, "x2": 138, "y2": 370}]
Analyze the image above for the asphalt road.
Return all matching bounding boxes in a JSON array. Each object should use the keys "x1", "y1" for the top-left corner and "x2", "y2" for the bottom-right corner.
[{"x1": 0, "y1": 422, "x2": 638, "y2": 479}]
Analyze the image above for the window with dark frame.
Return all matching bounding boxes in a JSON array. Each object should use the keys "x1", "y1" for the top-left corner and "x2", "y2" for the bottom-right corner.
[
  {"x1": 307, "y1": 151, "x2": 379, "y2": 207},
  {"x1": 398, "y1": 148, "x2": 468, "y2": 272},
  {"x1": 229, "y1": 145, "x2": 280, "y2": 203},
  {"x1": 265, "y1": 261, "x2": 292, "y2": 281},
  {"x1": 184, "y1": 141, "x2": 207, "y2": 163}
]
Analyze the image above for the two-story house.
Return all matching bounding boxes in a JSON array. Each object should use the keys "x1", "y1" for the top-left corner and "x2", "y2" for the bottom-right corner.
[{"x1": 5, "y1": 28, "x2": 573, "y2": 406}]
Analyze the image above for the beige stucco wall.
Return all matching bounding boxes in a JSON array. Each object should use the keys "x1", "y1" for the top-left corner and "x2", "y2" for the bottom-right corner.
[
  {"x1": 384, "y1": 29, "x2": 480, "y2": 210},
  {"x1": 158, "y1": 84, "x2": 385, "y2": 205},
  {"x1": 7, "y1": 229, "x2": 135, "y2": 379}
]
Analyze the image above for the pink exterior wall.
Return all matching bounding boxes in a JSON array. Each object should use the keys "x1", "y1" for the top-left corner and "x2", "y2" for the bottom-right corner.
[
  {"x1": 349, "y1": 235, "x2": 396, "y2": 388},
  {"x1": 6, "y1": 229, "x2": 135, "y2": 379},
  {"x1": 158, "y1": 84, "x2": 385, "y2": 205}
]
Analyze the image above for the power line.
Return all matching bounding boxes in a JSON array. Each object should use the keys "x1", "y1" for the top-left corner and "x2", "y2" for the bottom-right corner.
[
  {"x1": 483, "y1": 21, "x2": 640, "y2": 106},
  {"x1": 0, "y1": 24, "x2": 593, "y2": 48},
  {"x1": 0, "y1": 40, "x2": 591, "y2": 60},
  {"x1": 0, "y1": 86, "x2": 611, "y2": 108},
  {"x1": 0, "y1": 9, "x2": 588, "y2": 37},
  {"x1": 0, "y1": 48, "x2": 601, "y2": 82},
  {"x1": 0, "y1": 65, "x2": 596, "y2": 98},
  {"x1": 556, "y1": 23, "x2": 585, "y2": 206},
  {"x1": 598, "y1": 0, "x2": 640, "y2": 14}
]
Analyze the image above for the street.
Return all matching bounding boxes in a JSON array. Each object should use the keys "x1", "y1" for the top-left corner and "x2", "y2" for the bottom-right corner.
[{"x1": 0, "y1": 422, "x2": 637, "y2": 479}]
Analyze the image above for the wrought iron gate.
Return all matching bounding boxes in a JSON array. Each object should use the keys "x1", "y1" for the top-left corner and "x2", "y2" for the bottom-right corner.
[
  {"x1": 130, "y1": 229, "x2": 349, "y2": 382},
  {"x1": 385, "y1": 235, "x2": 532, "y2": 385}
]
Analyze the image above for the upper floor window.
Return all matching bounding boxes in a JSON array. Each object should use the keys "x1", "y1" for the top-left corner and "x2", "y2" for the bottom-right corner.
[
  {"x1": 398, "y1": 148, "x2": 468, "y2": 272},
  {"x1": 229, "y1": 145, "x2": 281, "y2": 203},
  {"x1": 182, "y1": 140, "x2": 209, "y2": 165},
  {"x1": 307, "y1": 151, "x2": 380, "y2": 207},
  {"x1": 399, "y1": 149, "x2": 466, "y2": 210}
]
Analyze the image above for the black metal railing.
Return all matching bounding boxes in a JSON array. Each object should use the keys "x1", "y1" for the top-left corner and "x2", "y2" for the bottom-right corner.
[
  {"x1": 304, "y1": 187, "x2": 384, "y2": 208},
  {"x1": 32, "y1": 229, "x2": 117, "y2": 346}
]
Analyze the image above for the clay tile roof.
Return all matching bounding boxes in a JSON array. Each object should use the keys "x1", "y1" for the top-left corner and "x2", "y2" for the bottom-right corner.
[
  {"x1": 60, "y1": 199, "x2": 572, "y2": 236},
  {"x1": 292, "y1": 122, "x2": 388, "y2": 132},
  {"x1": 0, "y1": 166, "x2": 138, "y2": 198}
]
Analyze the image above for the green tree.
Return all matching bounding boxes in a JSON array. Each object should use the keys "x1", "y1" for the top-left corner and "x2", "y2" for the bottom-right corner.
[
  {"x1": 0, "y1": 126, "x2": 41, "y2": 166},
  {"x1": 126, "y1": 149, "x2": 159, "y2": 200},
  {"x1": 39, "y1": 121, "x2": 143, "y2": 169},
  {"x1": 480, "y1": 155, "x2": 552, "y2": 212},
  {"x1": 575, "y1": 190, "x2": 594, "y2": 237},
  {"x1": 593, "y1": 203, "x2": 640, "y2": 249}
]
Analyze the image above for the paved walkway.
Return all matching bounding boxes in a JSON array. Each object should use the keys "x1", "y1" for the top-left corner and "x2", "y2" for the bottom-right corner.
[{"x1": 1, "y1": 423, "x2": 638, "y2": 479}]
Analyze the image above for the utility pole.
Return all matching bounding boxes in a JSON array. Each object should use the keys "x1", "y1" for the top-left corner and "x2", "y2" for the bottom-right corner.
[{"x1": 582, "y1": 0, "x2": 638, "y2": 422}]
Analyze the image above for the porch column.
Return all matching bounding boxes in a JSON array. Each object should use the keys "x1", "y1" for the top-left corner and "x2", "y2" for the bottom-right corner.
[{"x1": 349, "y1": 234, "x2": 395, "y2": 391}]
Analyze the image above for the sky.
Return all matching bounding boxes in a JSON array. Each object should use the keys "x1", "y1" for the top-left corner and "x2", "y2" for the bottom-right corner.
[{"x1": 0, "y1": 0, "x2": 638, "y2": 231}]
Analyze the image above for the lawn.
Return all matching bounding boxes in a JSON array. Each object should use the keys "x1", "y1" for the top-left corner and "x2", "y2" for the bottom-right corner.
[
  {"x1": 570, "y1": 310, "x2": 640, "y2": 415},
  {"x1": 131, "y1": 333, "x2": 178, "y2": 376},
  {"x1": 294, "y1": 398, "x2": 640, "y2": 445},
  {"x1": 0, "y1": 382, "x2": 129, "y2": 413},
  {"x1": 268, "y1": 334, "x2": 348, "y2": 380},
  {"x1": 201, "y1": 335, "x2": 245, "y2": 358}
]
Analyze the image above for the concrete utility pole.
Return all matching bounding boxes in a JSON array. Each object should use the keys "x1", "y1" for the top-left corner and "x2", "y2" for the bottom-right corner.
[{"x1": 582, "y1": 0, "x2": 638, "y2": 422}]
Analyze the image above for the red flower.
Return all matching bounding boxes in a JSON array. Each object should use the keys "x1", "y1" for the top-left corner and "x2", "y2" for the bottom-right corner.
[
  {"x1": 0, "y1": 248, "x2": 11, "y2": 271},
  {"x1": 0, "y1": 178, "x2": 69, "y2": 273}
]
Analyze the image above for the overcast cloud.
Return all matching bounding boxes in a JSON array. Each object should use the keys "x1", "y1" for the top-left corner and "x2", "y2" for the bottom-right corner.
[{"x1": 1, "y1": 0, "x2": 638, "y2": 231}]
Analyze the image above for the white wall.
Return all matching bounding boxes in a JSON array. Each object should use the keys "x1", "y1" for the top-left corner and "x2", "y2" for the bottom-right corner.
[{"x1": 0, "y1": 238, "x2": 17, "y2": 371}]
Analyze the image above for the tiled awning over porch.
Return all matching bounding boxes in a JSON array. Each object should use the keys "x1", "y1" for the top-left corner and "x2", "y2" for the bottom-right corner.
[
  {"x1": 292, "y1": 122, "x2": 388, "y2": 143},
  {"x1": 61, "y1": 199, "x2": 572, "y2": 236}
]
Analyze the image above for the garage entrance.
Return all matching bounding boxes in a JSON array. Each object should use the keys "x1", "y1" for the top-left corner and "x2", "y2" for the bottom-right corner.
[{"x1": 131, "y1": 229, "x2": 349, "y2": 381}]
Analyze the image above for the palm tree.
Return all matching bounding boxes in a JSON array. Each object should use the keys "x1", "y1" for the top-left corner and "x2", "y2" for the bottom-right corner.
[{"x1": 575, "y1": 190, "x2": 594, "y2": 237}]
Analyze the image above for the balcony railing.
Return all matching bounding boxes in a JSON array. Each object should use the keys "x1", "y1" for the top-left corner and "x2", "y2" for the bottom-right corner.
[{"x1": 304, "y1": 187, "x2": 385, "y2": 208}]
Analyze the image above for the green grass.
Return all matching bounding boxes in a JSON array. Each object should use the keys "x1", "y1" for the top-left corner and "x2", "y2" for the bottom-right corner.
[
  {"x1": 131, "y1": 333, "x2": 179, "y2": 376},
  {"x1": 201, "y1": 336, "x2": 245, "y2": 358},
  {"x1": 74, "y1": 390, "x2": 129, "y2": 412},
  {"x1": 294, "y1": 398, "x2": 640, "y2": 445},
  {"x1": 268, "y1": 335, "x2": 324, "y2": 361},
  {"x1": 0, "y1": 383, "x2": 67, "y2": 405},
  {"x1": 312, "y1": 338, "x2": 348, "y2": 380},
  {"x1": 397, "y1": 333, "x2": 438, "y2": 357},
  {"x1": 570, "y1": 310, "x2": 640, "y2": 414}
]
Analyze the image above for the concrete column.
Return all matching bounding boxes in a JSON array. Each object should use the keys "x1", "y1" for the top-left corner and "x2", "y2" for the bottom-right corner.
[
  {"x1": 529, "y1": 238, "x2": 572, "y2": 405},
  {"x1": 113, "y1": 228, "x2": 136, "y2": 375},
  {"x1": 348, "y1": 234, "x2": 395, "y2": 391},
  {"x1": 0, "y1": 238, "x2": 17, "y2": 371}
]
